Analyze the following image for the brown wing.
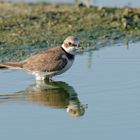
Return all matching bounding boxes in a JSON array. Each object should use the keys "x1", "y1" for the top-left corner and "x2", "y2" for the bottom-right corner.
[
  {"x1": 0, "y1": 62, "x2": 23, "y2": 69},
  {"x1": 23, "y1": 47, "x2": 67, "y2": 72}
]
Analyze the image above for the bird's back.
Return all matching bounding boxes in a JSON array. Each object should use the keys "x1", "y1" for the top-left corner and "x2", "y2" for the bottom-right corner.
[{"x1": 22, "y1": 47, "x2": 68, "y2": 72}]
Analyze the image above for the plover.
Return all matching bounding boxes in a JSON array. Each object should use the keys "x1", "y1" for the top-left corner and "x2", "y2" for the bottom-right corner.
[{"x1": 0, "y1": 36, "x2": 81, "y2": 81}]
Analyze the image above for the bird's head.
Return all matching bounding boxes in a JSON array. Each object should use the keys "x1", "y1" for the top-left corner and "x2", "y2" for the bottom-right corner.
[{"x1": 62, "y1": 36, "x2": 81, "y2": 55}]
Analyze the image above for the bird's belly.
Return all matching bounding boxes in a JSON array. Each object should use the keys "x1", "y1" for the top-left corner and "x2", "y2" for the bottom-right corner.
[
  {"x1": 56, "y1": 59, "x2": 74, "y2": 75},
  {"x1": 31, "y1": 59, "x2": 74, "y2": 80}
]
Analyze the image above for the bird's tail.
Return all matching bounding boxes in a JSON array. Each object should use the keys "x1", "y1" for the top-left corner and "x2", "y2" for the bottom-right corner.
[{"x1": 0, "y1": 62, "x2": 23, "y2": 69}]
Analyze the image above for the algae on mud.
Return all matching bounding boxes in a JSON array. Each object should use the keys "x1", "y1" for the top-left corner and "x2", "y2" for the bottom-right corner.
[{"x1": 0, "y1": 2, "x2": 140, "y2": 61}]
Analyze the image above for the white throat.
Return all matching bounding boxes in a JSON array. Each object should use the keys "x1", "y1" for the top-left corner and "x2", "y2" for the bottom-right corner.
[{"x1": 61, "y1": 44, "x2": 76, "y2": 55}]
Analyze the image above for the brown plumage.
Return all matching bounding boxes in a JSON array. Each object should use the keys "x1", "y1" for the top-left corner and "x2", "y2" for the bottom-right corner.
[
  {"x1": 0, "y1": 47, "x2": 74, "y2": 71},
  {"x1": 0, "y1": 62, "x2": 23, "y2": 69},
  {"x1": 23, "y1": 47, "x2": 74, "y2": 72},
  {"x1": 0, "y1": 36, "x2": 80, "y2": 80}
]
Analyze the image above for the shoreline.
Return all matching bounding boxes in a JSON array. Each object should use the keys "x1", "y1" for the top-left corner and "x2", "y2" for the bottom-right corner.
[{"x1": 0, "y1": 2, "x2": 140, "y2": 61}]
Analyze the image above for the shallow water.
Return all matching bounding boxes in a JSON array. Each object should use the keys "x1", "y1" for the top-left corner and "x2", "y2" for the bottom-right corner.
[{"x1": 0, "y1": 42, "x2": 140, "y2": 139}]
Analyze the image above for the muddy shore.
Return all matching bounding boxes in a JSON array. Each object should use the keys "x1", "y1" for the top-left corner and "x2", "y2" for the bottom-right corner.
[{"x1": 0, "y1": 2, "x2": 140, "y2": 61}]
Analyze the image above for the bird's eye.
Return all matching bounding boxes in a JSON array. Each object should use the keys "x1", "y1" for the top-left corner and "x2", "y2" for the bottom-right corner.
[
  {"x1": 68, "y1": 42, "x2": 72, "y2": 45},
  {"x1": 68, "y1": 42, "x2": 77, "y2": 47}
]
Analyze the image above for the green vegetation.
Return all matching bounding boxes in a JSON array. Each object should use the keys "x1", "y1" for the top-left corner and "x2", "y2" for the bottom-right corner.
[{"x1": 1, "y1": 2, "x2": 140, "y2": 61}]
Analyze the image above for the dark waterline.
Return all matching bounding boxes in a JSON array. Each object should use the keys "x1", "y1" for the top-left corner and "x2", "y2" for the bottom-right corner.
[{"x1": 1, "y1": 0, "x2": 140, "y2": 7}]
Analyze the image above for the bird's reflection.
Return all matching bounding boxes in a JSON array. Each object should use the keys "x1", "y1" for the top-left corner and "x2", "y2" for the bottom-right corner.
[{"x1": 0, "y1": 80, "x2": 87, "y2": 117}]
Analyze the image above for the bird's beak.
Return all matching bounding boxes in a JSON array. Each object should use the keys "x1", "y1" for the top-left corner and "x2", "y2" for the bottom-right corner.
[
  {"x1": 77, "y1": 44, "x2": 81, "y2": 49},
  {"x1": 75, "y1": 44, "x2": 82, "y2": 53}
]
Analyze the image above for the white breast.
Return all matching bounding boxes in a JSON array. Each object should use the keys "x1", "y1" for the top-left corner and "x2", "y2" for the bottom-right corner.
[{"x1": 31, "y1": 55, "x2": 74, "y2": 80}]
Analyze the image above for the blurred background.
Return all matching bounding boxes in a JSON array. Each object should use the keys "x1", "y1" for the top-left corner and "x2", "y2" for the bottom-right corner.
[{"x1": 1, "y1": 0, "x2": 140, "y2": 7}]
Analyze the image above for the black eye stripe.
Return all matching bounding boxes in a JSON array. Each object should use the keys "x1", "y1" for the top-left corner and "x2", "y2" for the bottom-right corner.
[
  {"x1": 68, "y1": 42, "x2": 72, "y2": 45},
  {"x1": 70, "y1": 43, "x2": 77, "y2": 46},
  {"x1": 68, "y1": 42, "x2": 78, "y2": 46}
]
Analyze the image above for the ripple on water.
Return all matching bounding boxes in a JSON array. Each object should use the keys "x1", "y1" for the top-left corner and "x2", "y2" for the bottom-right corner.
[{"x1": 0, "y1": 42, "x2": 140, "y2": 140}]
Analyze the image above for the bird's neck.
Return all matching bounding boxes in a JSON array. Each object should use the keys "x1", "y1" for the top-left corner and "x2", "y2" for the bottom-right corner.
[
  {"x1": 61, "y1": 44, "x2": 75, "y2": 60},
  {"x1": 61, "y1": 44, "x2": 76, "y2": 55}
]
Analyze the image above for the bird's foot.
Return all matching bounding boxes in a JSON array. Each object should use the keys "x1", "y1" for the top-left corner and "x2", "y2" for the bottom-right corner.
[{"x1": 44, "y1": 77, "x2": 54, "y2": 83}]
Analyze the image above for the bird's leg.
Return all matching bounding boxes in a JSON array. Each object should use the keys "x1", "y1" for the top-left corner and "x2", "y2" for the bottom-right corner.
[
  {"x1": 44, "y1": 76, "x2": 53, "y2": 83},
  {"x1": 49, "y1": 76, "x2": 53, "y2": 82},
  {"x1": 35, "y1": 79, "x2": 46, "y2": 90},
  {"x1": 35, "y1": 73, "x2": 45, "y2": 81},
  {"x1": 48, "y1": 75, "x2": 54, "y2": 82}
]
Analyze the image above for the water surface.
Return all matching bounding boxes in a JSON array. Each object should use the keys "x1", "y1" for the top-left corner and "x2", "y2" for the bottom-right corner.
[
  {"x1": 1, "y1": 0, "x2": 140, "y2": 7},
  {"x1": 0, "y1": 42, "x2": 140, "y2": 140}
]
